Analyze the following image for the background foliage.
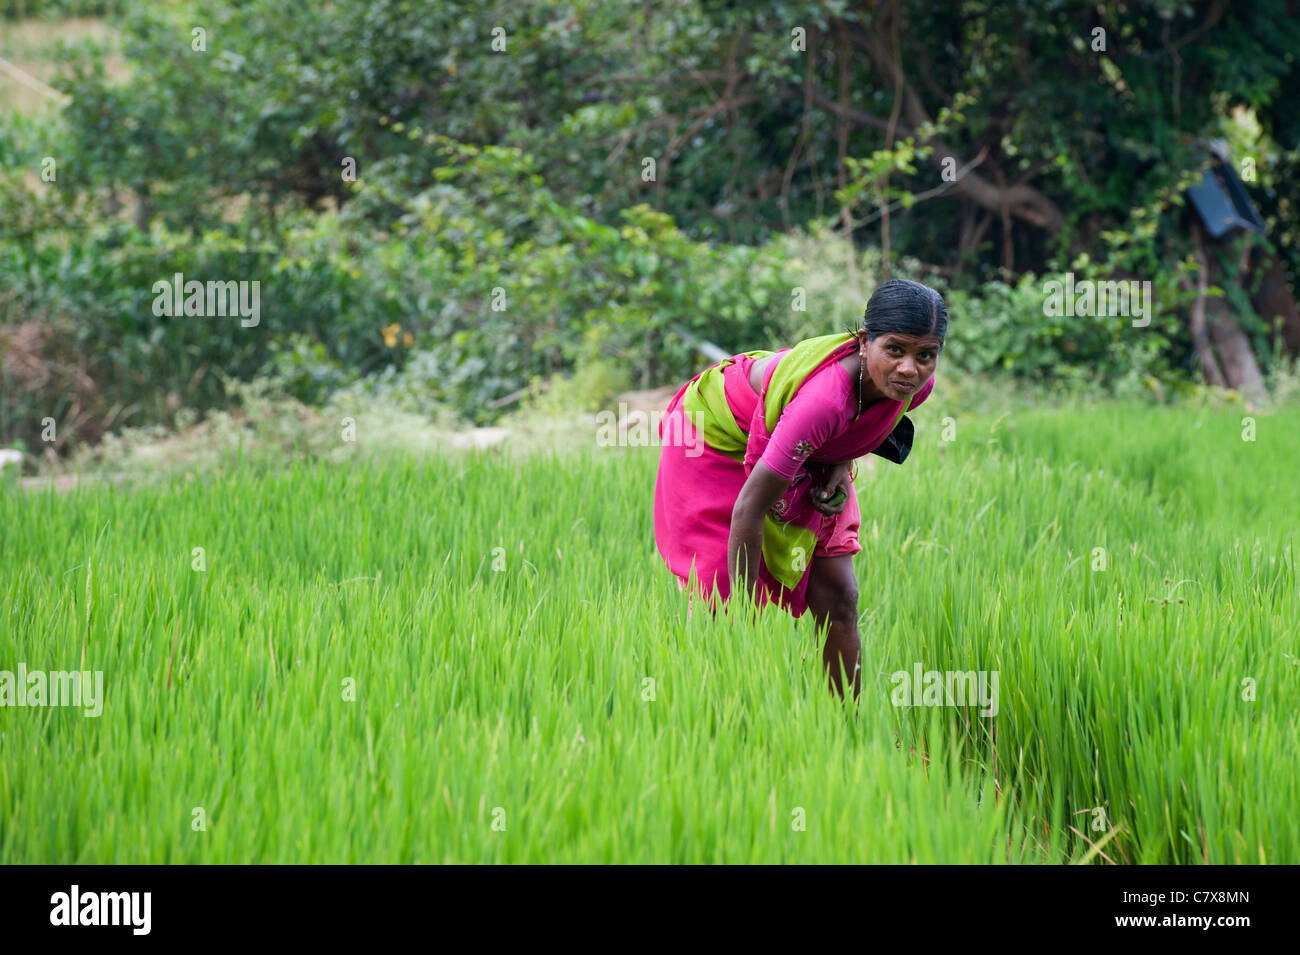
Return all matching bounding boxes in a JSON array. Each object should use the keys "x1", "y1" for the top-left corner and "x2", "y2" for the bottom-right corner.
[{"x1": 2, "y1": 0, "x2": 1299, "y2": 454}]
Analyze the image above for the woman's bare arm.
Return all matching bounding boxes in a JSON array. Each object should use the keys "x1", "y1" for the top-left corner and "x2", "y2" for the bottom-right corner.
[{"x1": 728, "y1": 461, "x2": 792, "y2": 603}]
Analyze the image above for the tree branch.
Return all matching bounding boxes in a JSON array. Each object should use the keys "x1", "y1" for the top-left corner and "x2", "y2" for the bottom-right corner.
[{"x1": 845, "y1": 17, "x2": 1065, "y2": 234}]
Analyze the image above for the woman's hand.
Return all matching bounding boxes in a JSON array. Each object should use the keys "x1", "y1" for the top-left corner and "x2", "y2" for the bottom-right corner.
[{"x1": 810, "y1": 461, "x2": 854, "y2": 515}]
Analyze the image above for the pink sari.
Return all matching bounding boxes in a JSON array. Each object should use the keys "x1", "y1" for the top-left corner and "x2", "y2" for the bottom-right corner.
[{"x1": 654, "y1": 334, "x2": 933, "y2": 618}]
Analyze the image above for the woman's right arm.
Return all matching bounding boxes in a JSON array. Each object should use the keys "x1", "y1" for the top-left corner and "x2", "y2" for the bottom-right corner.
[
  {"x1": 728, "y1": 461, "x2": 792, "y2": 604},
  {"x1": 730, "y1": 366, "x2": 843, "y2": 601}
]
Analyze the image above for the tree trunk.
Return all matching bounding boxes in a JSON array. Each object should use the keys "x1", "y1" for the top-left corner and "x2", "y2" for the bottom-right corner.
[
  {"x1": 1193, "y1": 221, "x2": 1269, "y2": 403},
  {"x1": 1248, "y1": 246, "x2": 1300, "y2": 356},
  {"x1": 1186, "y1": 229, "x2": 1226, "y2": 387},
  {"x1": 1205, "y1": 297, "x2": 1268, "y2": 402}
]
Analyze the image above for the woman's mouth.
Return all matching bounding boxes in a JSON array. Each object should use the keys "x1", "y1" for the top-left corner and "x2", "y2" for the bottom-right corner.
[{"x1": 892, "y1": 379, "x2": 915, "y2": 392}]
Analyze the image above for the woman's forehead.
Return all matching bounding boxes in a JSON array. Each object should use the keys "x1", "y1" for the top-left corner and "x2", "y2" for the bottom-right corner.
[{"x1": 878, "y1": 332, "x2": 942, "y2": 348}]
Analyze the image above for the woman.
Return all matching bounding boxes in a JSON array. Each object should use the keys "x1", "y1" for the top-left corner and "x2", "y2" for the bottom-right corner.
[{"x1": 653, "y1": 279, "x2": 947, "y2": 699}]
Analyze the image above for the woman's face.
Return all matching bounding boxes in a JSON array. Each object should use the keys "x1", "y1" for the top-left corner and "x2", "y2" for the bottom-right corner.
[{"x1": 860, "y1": 331, "x2": 942, "y2": 402}]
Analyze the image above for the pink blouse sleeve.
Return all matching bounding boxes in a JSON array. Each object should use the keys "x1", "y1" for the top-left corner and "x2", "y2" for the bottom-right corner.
[{"x1": 759, "y1": 369, "x2": 852, "y2": 480}]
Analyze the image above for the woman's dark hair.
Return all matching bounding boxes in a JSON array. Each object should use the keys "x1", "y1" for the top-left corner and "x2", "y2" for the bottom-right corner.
[{"x1": 852, "y1": 279, "x2": 948, "y2": 347}]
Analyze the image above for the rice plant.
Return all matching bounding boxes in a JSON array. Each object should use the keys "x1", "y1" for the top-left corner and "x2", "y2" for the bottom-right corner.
[{"x1": 0, "y1": 400, "x2": 1294, "y2": 863}]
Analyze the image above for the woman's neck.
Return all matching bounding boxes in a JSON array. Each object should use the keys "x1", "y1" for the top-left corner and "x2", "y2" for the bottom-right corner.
[{"x1": 837, "y1": 347, "x2": 885, "y2": 411}]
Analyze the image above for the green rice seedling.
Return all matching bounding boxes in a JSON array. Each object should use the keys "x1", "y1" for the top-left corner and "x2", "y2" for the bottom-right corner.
[{"x1": 0, "y1": 400, "x2": 1294, "y2": 863}]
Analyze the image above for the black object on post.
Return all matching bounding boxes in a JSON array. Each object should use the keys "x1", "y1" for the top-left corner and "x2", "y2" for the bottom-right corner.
[{"x1": 1186, "y1": 162, "x2": 1266, "y2": 239}]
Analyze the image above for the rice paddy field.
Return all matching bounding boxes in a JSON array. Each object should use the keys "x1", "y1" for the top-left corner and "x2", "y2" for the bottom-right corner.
[{"x1": 1, "y1": 400, "x2": 1296, "y2": 864}]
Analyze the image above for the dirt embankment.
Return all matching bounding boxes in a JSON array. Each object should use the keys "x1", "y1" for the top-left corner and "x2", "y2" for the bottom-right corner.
[{"x1": 8, "y1": 384, "x2": 684, "y2": 494}]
